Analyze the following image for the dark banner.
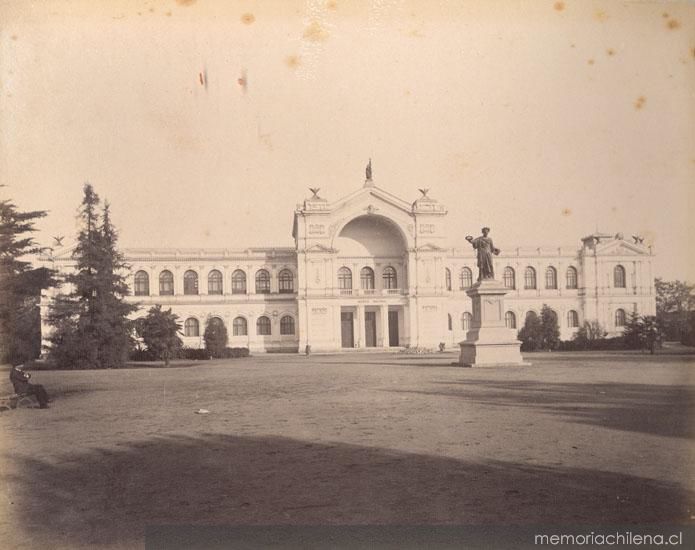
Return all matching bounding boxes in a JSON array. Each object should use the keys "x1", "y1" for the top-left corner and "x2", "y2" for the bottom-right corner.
[{"x1": 146, "y1": 525, "x2": 694, "y2": 550}]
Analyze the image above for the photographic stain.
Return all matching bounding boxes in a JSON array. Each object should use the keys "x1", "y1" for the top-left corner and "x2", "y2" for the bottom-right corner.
[
  {"x1": 285, "y1": 55, "x2": 301, "y2": 69},
  {"x1": 587, "y1": 59, "x2": 594, "y2": 65},
  {"x1": 666, "y1": 19, "x2": 680, "y2": 30},
  {"x1": 554, "y1": 2, "x2": 565, "y2": 11},
  {"x1": 303, "y1": 21, "x2": 329, "y2": 42},
  {"x1": 562, "y1": 208, "x2": 572, "y2": 217},
  {"x1": 634, "y1": 96, "x2": 646, "y2": 110},
  {"x1": 606, "y1": 48, "x2": 615, "y2": 56},
  {"x1": 241, "y1": 13, "x2": 255, "y2": 25},
  {"x1": 176, "y1": 0, "x2": 196, "y2": 6}
]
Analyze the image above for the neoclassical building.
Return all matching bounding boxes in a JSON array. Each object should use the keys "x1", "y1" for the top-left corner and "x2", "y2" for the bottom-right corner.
[{"x1": 41, "y1": 175, "x2": 656, "y2": 353}]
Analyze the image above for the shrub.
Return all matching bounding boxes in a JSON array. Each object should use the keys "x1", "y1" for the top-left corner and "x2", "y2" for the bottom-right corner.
[
  {"x1": 558, "y1": 337, "x2": 627, "y2": 351},
  {"x1": 518, "y1": 311, "x2": 543, "y2": 351},
  {"x1": 179, "y1": 348, "x2": 212, "y2": 360},
  {"x1": 220, "y1": 347, "x2": 250, "y2": 358},
  {"x1": 134, "y1": 306, "x2": 183, "y2": 366},
  {"x1": 204, "y1": 318, "x2": 228, "y2": 358},
  {"x1": 129, "y1": 349, "x2": 159, "y2": 362}
]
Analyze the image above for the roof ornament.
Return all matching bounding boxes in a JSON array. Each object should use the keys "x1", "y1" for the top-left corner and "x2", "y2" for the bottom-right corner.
[
  {"x1": 309, "y1": 187, "x2": 321, "y2": 199},
  {"x1": 365, "y1": 158, "x2": 372, "y2": 181},
  {"x1": 632, "y1": 235, "x2": 644, "y2": 244},
  {"x1": 52, "y1": 235, "x2": 65, "y2": 247},
  {"x1": 418, "y1": 188, "x2": 430, "y2": 198}
]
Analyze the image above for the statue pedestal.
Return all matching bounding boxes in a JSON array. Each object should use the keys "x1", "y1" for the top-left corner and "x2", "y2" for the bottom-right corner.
[{"x1": 459, "y1": 279, "x2": 527, "y2": 367}]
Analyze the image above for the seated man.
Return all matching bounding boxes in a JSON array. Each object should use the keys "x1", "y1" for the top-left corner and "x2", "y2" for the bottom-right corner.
[{"x1": 10, "y1": 364, "x2": 49, "y2": 409}]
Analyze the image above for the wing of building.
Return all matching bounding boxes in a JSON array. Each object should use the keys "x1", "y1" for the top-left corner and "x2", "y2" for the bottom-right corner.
[{"x1": 39, "y1": 177, "x2": 655, "y2": 353}]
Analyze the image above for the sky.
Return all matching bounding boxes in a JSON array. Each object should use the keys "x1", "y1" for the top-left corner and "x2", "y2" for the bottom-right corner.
[{"x1": 1, "y1": 0, "x2": 693, "y2": 279}]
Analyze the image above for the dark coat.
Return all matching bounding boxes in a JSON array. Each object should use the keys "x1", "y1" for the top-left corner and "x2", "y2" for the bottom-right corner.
[{"x1": 10, "y1": 367, "x2": 31, "y2": 394}]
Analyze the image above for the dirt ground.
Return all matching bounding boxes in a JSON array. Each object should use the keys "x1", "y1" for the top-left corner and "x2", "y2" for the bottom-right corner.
[{"x1": 1, "y1": 349, "x2": 694, "y2": 549}]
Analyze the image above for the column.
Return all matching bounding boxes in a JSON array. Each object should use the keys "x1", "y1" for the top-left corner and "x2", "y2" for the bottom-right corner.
[
  {"x1": 298, "y1": 300, "x2": 308, "y2": 350},
  {"x1": 380, "y1": 305, "x2": 389, "y2": 348},
  {"x1": 333, "y1": 305, "x2": 341, "y2": 349},
  {"x1": 356, "y1": 304, "x2": 365, "y2": 348}
]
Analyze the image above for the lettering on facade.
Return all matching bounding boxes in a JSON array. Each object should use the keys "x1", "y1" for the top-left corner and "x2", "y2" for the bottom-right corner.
[
  {"x1": 311, "y1": 307, "x2": 328, "y2": 314},
  {"x1": 422, "y1": 305, "x2": 438, "y2": 311},
  {"x1": 308, "y1": 224, "x2": 325, "y2": 235},
  {"x1": 419, "y1": 224, "x2": 435, "y2": 234}
]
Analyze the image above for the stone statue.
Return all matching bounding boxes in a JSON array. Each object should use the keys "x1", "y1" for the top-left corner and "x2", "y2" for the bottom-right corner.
[
  {"x1": 366, "y1": 158, "x2": 372, "y2": 181},
  {"x1": 465, "y1": 227, "x2": 500, "y2": 281}
]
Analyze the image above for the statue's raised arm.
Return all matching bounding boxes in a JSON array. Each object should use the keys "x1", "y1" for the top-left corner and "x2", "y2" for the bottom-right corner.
[{"x1": 466, "y1": 227, "x2": 500, "y2": 281}]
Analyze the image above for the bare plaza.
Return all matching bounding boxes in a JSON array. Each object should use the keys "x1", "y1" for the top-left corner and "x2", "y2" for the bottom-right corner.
[{"x1": 2, "y1": 349, "x2": 694, "y2": 548}]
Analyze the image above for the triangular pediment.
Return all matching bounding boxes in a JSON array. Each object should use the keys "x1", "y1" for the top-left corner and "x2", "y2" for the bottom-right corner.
[
  {"x1": 40, "y1": 242, "x2": 77, "y2": 260},
  {"x1": 595, "y1": 239, "x2": 650, "y2": 256},
  {"x1": 305, "y1": 243, "x2": 336, "y2": 253},
  {"x1": 331, "y1": 185, "x2": 413, "y2": 217}
]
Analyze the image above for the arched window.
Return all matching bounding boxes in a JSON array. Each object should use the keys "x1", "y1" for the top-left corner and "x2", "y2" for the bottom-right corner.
[
  {"x1": 567, "y1": 310, "x2": 579, "y2": 328},
  {"x1": 459, "y1": 267, "x2": 473, "y2": 289},
  {"x1": 256, "y1": 315, "x2": 271, "y2": 335},
  {"x1": 159, "y1": 270, "x2": 174, "y2": 295},
  {"x1": 231, "y1": 270, "x2": 246, "y2": 294},
  {"x1": 462, "y1": 312, "x2": 472, "y2": 331},
  {"x1": 545, "y1": 266, "x2": 557, "y2": 289},
  {"x1": 184, "y1": 270, "x2": 199, "y2": 295},
  {"x1": 445, "y1": 268, "x2": 452, "y2": 291},
  {"x1": 134, "y1": 270, "x2": 149, "y2": 296},
  {"x1": 338, "y1": 267, "x2": 352, "y2": 290},
  {"x1": 255, "y1": 269, "x2": 271, "y2": 294},
  {"x1": 524, "y1": 267, "x2": 537, "y2": 289},
  {"x1": 232, "y1": 316, "x2": 247, "y2": 336},
  {"x1": 566, "y1": 266, "x2": 578, "y2": 289},
  {"x1": 278, "y1": 269, "x2": 294, "y2": 293},
  {"x1": 208, "y1": 270, "x2": 223, "y2": 295},
  {"x1": 207, "y1": 316, "x2": 225, "y2": 335},
  {"x1": 360, "y1": 267, "x2": 375, "y2": 290},
  {"x1": 447, "y1": 314, "x2": 453, "y2": 331},
  {"x1": 614, "y1": 265, "x2": 626, "y2": 288},
  {"x1": 208, "y1": 316, "x2": 224, "y2": 327},
  {"x1": 184, "y1": 317, "x2": 199, "y2": 337},
  {"x1": 505, "y1": 311, "x2": 517, "y2": 329},
  {"x1": 503, "y1": 267, "x2": 515, "y2": 289},
  {"x1": 382, "y1": 266, "x2": 397, "y2": 289},
  {"x1": 280, "y1": 315, "x2": 295, "y2": 335},
  {"x1": 615, "y1": 308, "x2": 626, "y2": 327}
]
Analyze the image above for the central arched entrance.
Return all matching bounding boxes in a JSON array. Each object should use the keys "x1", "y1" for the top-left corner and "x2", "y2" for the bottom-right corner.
[{"x1": 334, "y1": 214, "x2": 408, "y2": 349}]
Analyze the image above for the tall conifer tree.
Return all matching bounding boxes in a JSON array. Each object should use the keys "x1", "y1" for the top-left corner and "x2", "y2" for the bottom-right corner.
[
  {"x1": 0, "y1": 188, "x2": 56, "y2": 363},
  {"x1": 47, "y1": 184, "x2": 137, "y2": 368}
]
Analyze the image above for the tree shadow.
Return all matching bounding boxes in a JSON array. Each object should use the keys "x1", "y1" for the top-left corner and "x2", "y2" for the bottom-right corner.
[
  {"x1": 4, "y1": 433, "x2": 693, "y2": 548},
  {"x1": 387, "y1": 379, "x2": 695, "y2": 439}
]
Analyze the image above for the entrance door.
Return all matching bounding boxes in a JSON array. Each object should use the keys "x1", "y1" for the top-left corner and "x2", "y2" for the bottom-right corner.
[
  {"x1": 365, "y1": 312, "x2": 377, "y2": 347},
  {"x1": 388, "y1": 311, "x2": 399, "y2": 347},
  {"x1": 341, "y1": 312, "x2": 354, "y2": 348}
]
